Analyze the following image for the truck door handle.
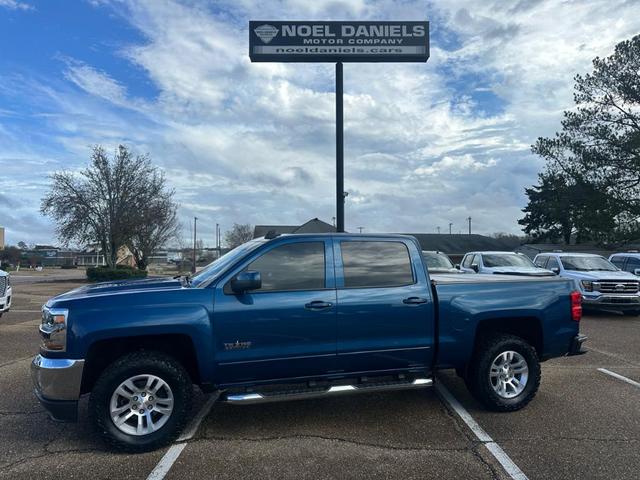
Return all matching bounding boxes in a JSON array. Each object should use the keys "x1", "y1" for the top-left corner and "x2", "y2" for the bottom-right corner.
[
  {"x1": 305, "y1": 301, "x2": 333, "y2": 310},
  {"x1": 403, "y1": 297, "x2": 427, "y2": 305}
]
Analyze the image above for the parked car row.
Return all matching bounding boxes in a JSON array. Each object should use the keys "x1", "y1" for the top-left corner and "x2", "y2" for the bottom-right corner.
[{"x1": 422, "y1": 249, "x2": 640, "y2": 316}]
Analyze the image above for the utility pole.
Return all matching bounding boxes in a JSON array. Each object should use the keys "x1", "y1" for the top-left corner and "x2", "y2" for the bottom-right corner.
[
  {"x1": 192, "y1": 217, "x2": 197, "y2": 274},
  {"x1": 467, "y1": 216, "x2": 472, "y2": 235},
  {"x1": 437, "y1": 226, "x2": 441, "y2": 234},
  {"x1": 449, "y1": 222, "x2": 453, "y2": 235},
  {"x1": 358, "y1": 227, "x2": 364, "y2": 233}
]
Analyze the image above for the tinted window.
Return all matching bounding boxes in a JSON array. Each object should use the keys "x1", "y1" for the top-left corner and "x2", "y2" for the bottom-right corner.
[
  {"x1": 626, "y1": 257, "x2": 640, "y2": 272},
  {"x1": 341, "y1": 241, "x2": 414, "y2": 288},
  {"x1": 246, "y1": 242, "x2": 325, "y2": 292},
  {"x1": 546, "y1": 257, "x2": 560, "y2": 270},
  {"x1": 534, "y1": 256, "x2": 548, "y2": 268},
  {"x1": 610, "y1": 256, "x2": 625, "y2": 268}
]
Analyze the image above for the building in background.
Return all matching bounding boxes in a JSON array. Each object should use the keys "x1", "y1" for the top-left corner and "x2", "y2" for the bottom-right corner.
[{"x1": 253, "y1": 218, "x2": 336, "y2": 238}]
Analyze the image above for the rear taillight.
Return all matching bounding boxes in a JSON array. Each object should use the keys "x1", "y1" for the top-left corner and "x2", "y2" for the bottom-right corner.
[{"x1": 570, "y1": 291, "x2": 582, "y2": 322}]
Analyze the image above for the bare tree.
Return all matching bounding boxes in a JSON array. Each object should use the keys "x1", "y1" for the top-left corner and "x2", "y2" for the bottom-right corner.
[
  {"x1": 41, "y1": 145, "x2": 179, "y2": 269},
  {"x1": 126, "y1": 178, "x2": 180, "y2": 270},
  {"x1": 224, "y1": 223, "x2": 254, "y2": 249}
]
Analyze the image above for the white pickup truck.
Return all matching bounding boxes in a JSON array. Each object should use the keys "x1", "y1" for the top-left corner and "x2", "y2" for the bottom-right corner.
[{"x1": 0, "y1": 269, "x2": 12, "y2": 317}]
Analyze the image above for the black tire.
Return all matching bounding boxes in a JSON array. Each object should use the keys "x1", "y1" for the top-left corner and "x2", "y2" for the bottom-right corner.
[
  {"x1": 465, "y1": 334, "x2": 540, "y2": 412},
  {"x1": 89, "y1": 350, "x2": 193, "y2": 452}
]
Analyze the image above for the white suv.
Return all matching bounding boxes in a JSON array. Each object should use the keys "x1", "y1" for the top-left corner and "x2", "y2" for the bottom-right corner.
[{"x1": 0, "y1": 270, "x2": 12, "y2": 318}]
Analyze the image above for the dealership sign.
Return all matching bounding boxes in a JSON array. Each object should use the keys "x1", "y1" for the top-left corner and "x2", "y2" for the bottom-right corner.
[{"x1": 249, "y1": 21, "x2": 429, "y2": 62}]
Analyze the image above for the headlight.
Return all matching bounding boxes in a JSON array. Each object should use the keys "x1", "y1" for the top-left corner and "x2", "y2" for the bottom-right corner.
[
  {"x1": 40, "y1": 307, "x2": 68, "y2": 352},
  {"x1": 581, "y1": 280, "x2": 593, "y2": 292}
]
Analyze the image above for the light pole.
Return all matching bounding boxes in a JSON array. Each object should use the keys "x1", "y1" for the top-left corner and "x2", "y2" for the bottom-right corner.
[
  {"x1": 449, "y1": 223, "x2": 453, "y2": 235},
  {"x1": 216, "y1": 223, "x2": 220, "y2": 257},
  {"x1": 192, "y1": 217, "x2": 198, "y2": 274},
  {"x1": 467, "y1": 216, "x2": 472, "y2": 235},
  {"x1": 358, "y1": 227, "x2": 364, "y2": 233}
]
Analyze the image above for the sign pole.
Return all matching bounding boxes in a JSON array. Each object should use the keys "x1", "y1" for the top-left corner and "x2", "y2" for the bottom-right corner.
[{"x1": 336, "y1": 61, "x2": 344, "y2": 233}]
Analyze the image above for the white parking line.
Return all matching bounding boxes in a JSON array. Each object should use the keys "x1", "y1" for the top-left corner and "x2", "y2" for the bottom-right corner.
[
  {"x1": 436, "y1": 382, "x2": 529, "y2": 480},
  {"x1": 147, "y1": 443, "x2": 187, "y2": 480},
  {"x1": 598, "y1": 368, "x2": 640, "y2": 388},
  {"x1": 146, "y1": 393, "x2": 217, "y2": 480}
]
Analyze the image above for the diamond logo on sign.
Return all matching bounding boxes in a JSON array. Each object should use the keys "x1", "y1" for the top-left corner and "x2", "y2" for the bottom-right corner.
[{"x1": 254, "y1": 24, "x2": 279, "y2": 44}]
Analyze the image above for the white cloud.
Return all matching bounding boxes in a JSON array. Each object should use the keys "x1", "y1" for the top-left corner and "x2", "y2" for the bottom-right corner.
[
  {"x1": 414, "y1": 154, "x2": 497, "y2": 177},
  {"x1": 0, "y1": 0, "x2": 32, "y2": 11},
  {"x1": 2, "y1": 0, "x2": 640, "y2": 245}
]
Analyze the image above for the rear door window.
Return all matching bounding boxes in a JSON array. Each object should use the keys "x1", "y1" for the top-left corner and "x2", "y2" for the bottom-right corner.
[{"x1": 340, "y1": 241, "x2": 414, "y2": 288}]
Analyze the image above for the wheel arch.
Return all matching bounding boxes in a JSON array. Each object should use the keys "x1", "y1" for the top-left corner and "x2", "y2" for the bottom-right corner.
[
  {"x1": 474, "y1": 316, "x2": 543, "y2": 358},
  {"x1": 81, "y1": 334, "x2": 201, "y2": 394}
]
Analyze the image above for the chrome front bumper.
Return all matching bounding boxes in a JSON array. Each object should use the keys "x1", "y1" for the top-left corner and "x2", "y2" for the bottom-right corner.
[
  {"x1": 582, "y1": 294, "x2": 640, "y2": 310},
  {"x1": 31, "y1": 355, "x2": 84, "y2": 421},
  {"x1": 0, "y1": 286, "x2": 11, "y2": 313}
]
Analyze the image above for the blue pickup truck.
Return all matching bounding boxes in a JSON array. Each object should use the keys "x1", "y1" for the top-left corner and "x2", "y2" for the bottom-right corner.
[{"x1": 32, "y1": 234, "x2": 586, "y2": 451}]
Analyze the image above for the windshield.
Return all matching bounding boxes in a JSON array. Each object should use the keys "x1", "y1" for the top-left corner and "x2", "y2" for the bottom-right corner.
[
  {"x1": 560, "y1": 256, "x2": 618, "y2": 272},
  {"x1": 422, "y1": 252, "x2": 454, "y2": 269},
  {"x1": 190, "y1": 239, "x2": 264, "y2": 287},
  {"x1": 483, "y1": 254, "x2": 536, "y2": 268}
]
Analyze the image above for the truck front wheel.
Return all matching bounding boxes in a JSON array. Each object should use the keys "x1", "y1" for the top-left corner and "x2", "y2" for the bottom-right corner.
[
  {"x1": 89, "y1": 350, "x2": 193, "y2": 451},
  {"x1": 466, "y1": 334, "x2": 540, "y2": 412}
]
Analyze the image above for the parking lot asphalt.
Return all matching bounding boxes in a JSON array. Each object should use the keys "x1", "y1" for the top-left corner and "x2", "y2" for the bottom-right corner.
[{"x1": 1, "y1": 280, "x2": 638, "y2": 479}]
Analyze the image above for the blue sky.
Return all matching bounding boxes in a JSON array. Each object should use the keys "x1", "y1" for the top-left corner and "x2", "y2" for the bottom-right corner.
[{"x1": 1, "y1": 0, "x2": 639, "y2": 246}]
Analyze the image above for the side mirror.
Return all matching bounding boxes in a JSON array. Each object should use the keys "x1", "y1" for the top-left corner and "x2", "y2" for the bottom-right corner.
[
  {"x1": 471, "y1": 264, "x2": 479, "y2": 273},
  {"x1": 634, "y1": 268, "x2": 640, "y2": 276},
  {"x1": 230, "y1": 271, "x2": 261, "y2": 294},
  {"x1": 551, "y1": 267, "x2": 560, "y2": 275},
  {"x1": 455, "y1": 264, "x2": 460, "y2": 270}
]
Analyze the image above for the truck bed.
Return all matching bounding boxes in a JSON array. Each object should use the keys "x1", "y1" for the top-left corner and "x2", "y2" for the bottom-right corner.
[{"x1": 430, "y1": 272, "x2": 577, "y2": 369}]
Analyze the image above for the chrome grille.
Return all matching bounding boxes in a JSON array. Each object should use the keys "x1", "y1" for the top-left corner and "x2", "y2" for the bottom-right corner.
[
  {"x1": 0, "y1": 276, "x2": 6, "y2": 297},
  {"x1": 596, "y1": 281, "x2": 639, "y2": 294}
]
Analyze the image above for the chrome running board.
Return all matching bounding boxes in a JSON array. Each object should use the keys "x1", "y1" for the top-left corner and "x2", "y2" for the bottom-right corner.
[{"x1": 221, "y1": 378, "x2": 433, "y2": 405}]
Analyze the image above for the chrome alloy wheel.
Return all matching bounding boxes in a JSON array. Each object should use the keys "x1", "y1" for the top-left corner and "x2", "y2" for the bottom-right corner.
[
  {"x1": 489, "y1": 351, "x2": 529, "y2": 399},
  {"x1": 109, "y1": 374, "x2": 174, "y2": 436}
]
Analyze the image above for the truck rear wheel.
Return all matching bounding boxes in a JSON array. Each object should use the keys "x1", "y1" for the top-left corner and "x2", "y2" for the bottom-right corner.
[
  {"x1": 89, "y1": 350, "x2": 193, "y2": 452},
  {"x1": 465, "y1": 334, "x2": 540, "y2": 412}
]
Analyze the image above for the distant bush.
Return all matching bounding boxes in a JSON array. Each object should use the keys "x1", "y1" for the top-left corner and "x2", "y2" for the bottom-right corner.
[{"x1": 86, "y1": 265, "x2": 148, "y2": 282}]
